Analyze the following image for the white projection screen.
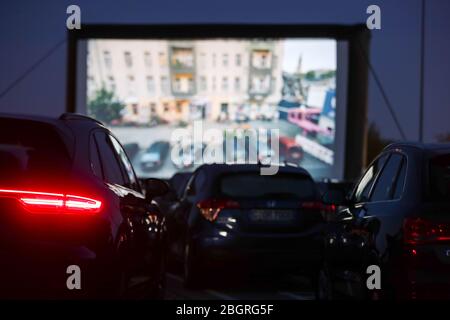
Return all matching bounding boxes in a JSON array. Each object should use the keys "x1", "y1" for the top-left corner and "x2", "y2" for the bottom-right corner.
[{"x1": 69, "y1": 25, "x2": 368, "y2": 181}]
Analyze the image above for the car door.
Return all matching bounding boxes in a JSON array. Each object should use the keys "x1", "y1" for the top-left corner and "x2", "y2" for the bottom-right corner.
[
  {"x1": 344, "y1": 152, "x2": 407, "y2": 276},
  {"x1": 170, "y1": 172, "x2": 197, "y2": 259},
  {"x1": 328, "y1": 153, "x2": 390, "y2": 270},
  {"x1": 108, "y1": 134, "x2": 166, "y2": 255},
  {"x1": 93, "y1": 131, "x2": 147, "y2": 244},
  {"x1": 349, "y1": 153, "x2": 390, "y2": 218},
  {"x1": 362, "y1": 152, "x2": 408, "y2": 266}
]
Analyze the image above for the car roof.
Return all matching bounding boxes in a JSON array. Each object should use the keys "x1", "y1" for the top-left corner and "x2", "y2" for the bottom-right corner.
[
  {"x1": 0, "y1": 112, "x2": 62, "y2": 126},
  {"x1": 384, "y1": 142, "x2": 450, "y2": 153},
  {"x1": 195, "y1": 163, "x2": 312, "y2": 177}
]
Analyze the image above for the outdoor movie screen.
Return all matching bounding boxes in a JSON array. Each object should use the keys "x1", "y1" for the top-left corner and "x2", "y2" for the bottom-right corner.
[{"x1": 78, "y1": 37, "x2": 347, "y2": 180}]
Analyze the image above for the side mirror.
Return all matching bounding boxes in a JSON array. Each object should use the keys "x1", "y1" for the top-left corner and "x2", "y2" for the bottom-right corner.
[
  {"x1": 143, "y1": 178, "x2": 170, "y2": 201},
  {"x1": 322, "y1": 189, "x2": 347, "y2": 206}
]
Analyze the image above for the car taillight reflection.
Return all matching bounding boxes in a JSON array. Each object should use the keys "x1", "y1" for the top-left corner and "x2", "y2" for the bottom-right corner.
[
  {"x1": 197, "y1": 198, "x2": 240, "y2": 222},
  {"x1": 301, "y1": 201, "x2": 336, "y2": 214},
  {"x1": 404, "y1": 217, "x2": 450, "y2": 245},
  {"x1": 0, "y1": 188, "x2": 102, "y2": 214}
]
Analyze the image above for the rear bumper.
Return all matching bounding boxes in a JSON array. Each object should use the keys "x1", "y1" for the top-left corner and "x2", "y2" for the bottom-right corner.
[
  {"x1": 1, "y1": 239, "x2": 98, "y2": 269},
  {"x1": 192, "y1": 232, "x2": 322, "y2": 273},
  {"x1": 0, "y1": 240, "x2": 105, "y2": 298},
  {"x1": 394, "y1": 265, "x2": 450, "y2": 299},
  {"x1": 402, "y1": 276, "x2": 450, "y2": 299}
]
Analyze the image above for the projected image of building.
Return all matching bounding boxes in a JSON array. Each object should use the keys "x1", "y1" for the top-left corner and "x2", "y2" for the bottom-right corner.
[
  {"x1": 85, "y1": 37, "x2": 338, "y2": 179},
  {"x1": 87, "y1": 39, "x2": 284, "y2": 125}
]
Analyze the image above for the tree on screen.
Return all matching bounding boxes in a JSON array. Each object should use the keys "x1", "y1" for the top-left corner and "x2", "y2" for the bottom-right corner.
[{"x1": 88, "y1": 88, "x2": 125, "y2": 125}]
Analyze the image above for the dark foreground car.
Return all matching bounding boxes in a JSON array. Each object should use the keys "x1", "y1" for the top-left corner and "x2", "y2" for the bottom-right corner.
[
  {"x1": 0, "y1": 113, "x2": 168, "y2": 299},
  {"x1": 318, "y1": 142, "x2": 450, "y2": 300},
  {"x1": 166, "y1": 163, "x2": 333, "y2": 288}
]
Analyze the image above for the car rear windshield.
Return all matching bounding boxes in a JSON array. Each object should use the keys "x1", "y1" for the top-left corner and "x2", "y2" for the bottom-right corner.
[
  {"x1": 219, "y1": 172, "x2": 316, "y2": 199},
  {"x1": 429, "y1": 153, "x2": 450, "y2": 202},
  {"x1": 0, "y1": 119, "x2": 71, "y2": 184}
]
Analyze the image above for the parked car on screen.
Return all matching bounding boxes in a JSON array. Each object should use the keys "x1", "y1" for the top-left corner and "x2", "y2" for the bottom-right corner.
[
  {"x1": 260, "y1": 104, "x2": 278, "y2": 121},
  {"x1": 140, "y1": 141, "x2": 170, "y2": 172},
  {"x1": 166, "y1": 163, "x2": 334, "y2": 288},
  {"x1": 278, "y1": 136, "x2": 304, "y2": 165},
  {"x1": 235, "y1": 105, "x2": 250, "y2": 123},
  {"x1": 0, "y1": 113, "x2": 168, "y2": 299},
  {"x1": 318, "y1": 142, "x2": 450, "y2": 300}
]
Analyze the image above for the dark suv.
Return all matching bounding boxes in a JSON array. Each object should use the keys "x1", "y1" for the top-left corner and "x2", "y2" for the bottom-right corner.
[
  {"x1": 319, "y1": 142, "x2": 450, "y2": 299},
  {"x1": 166, "y1": 163, "x2": 333, "y2": 288},
  {"x1": 0, "y1": 113, "x2": 168, "y2": 299}
]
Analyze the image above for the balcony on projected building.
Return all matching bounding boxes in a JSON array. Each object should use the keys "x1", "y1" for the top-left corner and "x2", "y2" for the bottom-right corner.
[
  {"x1": 248, "y1": 45, "x2": 274, "y2": 99},
  {"x1": 171, "y1": 74, "x2": 195, "y2": 97},
  {"x1": 169, "y1": 44, "x2": 196, "y2": 97}
]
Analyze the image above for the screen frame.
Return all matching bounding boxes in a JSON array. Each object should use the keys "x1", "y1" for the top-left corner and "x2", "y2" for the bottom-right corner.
[{"x1": 66, "y1": 24, "x2": 370, "y2": 181}]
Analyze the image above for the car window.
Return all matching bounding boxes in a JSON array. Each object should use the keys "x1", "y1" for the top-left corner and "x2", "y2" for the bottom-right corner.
[
  {"x1": 89, "y1": 135, "x2": 103, "y2": 179},
  {"x1": 109, "y1": 135, "x2": 140, "y2": 191},
  {"x1": 353, "y1": 153, "x2": 389, "y2": 203},
  {"x1": 392, "y1": 158, "x2": 407, "y2": 199},
  {"x1": 94, "y1": 131, "x2": 126, "y2": 186},
  {"x1": 371, "y1": 154, "x2": 404, "y2": 202},
  {"x1": 0, "y1": 119, "x2": 71, "y2": 185}
]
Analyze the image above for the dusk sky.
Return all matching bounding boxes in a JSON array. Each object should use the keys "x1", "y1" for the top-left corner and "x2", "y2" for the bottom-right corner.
[
  {"x1": 0, "y1": 0, "x2": 449, "y2": 142},
  {"x1": 282, "y1": 39, "x2": 336, "y2": 73}
]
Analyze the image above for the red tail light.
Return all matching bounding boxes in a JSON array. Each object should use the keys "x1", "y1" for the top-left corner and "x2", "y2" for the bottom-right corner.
[
  {"x1": 197, "y1": 198, "x2": 240, "y2": 222},
  {"x1": 301, "y1": 201, "x2": 336, "y2": 214},
  {"x1": 404, "y1": 217, "x2": 450, "y2": 245},
  {"x1": 0, "y1": 188, "x2": 102, "y2": 214}
]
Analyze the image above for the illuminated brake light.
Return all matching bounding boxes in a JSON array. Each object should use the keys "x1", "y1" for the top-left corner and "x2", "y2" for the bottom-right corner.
[
  {"x1": 0, "y1": 188, "x2": 102, "y2": 214},
  {"x1": 65, "y1": 195, "x2": 102, "y2": 211},
  {"x1": 21, "y1": 197, "x2": 64, "y2": 207},
  {"x1": 197, "y1": 198, "x2": 239, "y2": 222}
]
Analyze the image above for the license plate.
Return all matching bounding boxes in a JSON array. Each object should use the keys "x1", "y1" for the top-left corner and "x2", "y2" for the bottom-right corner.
[{"x1": 249, "y1": 209, "x2": 295, "y2": 222}]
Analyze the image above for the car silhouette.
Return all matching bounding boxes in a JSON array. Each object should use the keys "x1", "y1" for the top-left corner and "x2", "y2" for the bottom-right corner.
[{"x1": 0, "y1": 113, "x2": 169, "y2": 299}]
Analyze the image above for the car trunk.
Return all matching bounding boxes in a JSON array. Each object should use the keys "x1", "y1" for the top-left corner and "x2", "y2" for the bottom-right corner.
[
  {"x1": 208, "y1": 171, "x2": 326, "y2": 234},
  {"x1": 228, "y1": 198, "x2": 325, "y2": 233}
]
